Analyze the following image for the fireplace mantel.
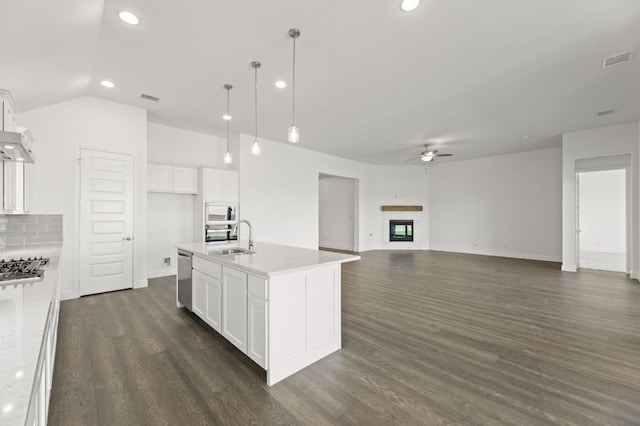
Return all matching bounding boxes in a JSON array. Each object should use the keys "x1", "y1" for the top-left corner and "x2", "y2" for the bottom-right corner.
[{"x1": 380, "y1": 205, "x2": 423, "y2": 212}]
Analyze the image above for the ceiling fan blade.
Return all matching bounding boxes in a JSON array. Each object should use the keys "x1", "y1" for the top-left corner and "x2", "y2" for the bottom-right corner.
[
  {"x1": 405, "y1": 157, "x2": 422, "y2": 162},
  {"x1": 437, "y1": 153, "x2": 453, "y2": 157}
]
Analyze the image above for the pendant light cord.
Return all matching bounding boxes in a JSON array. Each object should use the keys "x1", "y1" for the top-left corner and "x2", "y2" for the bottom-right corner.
[
  {"x1": 255, "y1": 65, "x2": 258, "y2": 140},
  {"x1": 292, "y1": 35, "x2": 296, "y2": 125},
  {"x1": 226, "y1": 87, "x2": 230, "y2": 151}
]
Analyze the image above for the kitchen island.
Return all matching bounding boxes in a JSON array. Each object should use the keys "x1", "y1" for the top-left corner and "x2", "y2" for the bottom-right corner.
[{"x1": 175, "y1": 241, "x2": 360, "y2": 385}]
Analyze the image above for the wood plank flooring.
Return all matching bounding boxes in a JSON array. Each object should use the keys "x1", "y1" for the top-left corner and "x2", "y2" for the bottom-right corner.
[{"x1": 48, "y1": 250, "x2": 640, "y2": 425}]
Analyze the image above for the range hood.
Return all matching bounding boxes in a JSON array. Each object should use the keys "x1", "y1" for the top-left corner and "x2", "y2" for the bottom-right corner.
[{"x1": 0, "y1": 127, "x2": 35, "y2": 163}]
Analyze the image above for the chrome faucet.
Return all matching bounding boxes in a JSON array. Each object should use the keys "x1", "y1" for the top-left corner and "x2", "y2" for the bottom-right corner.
[{"x1": 232, "y1": 219, "x2": 254, "y2": 251}]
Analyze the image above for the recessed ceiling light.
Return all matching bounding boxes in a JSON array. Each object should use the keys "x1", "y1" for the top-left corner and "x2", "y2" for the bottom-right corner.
[
  {"x1": 15, "y1": 371, "x2": 23, "y2": 379},
  {"x1": 222, "y1": 114, "x2": 231, "y2": 121},
  {"x1": 100, "y1": 80, "x2": 115, "y2": 88},
  {"x1": 400, "y1": 0, "x2": 420, "y2": 12},
  {"x1": 118, "y1": 11, "x2": 140, "y2": 25},
  {"x1": 275, "y1": 80, "x2": 287, "y2": 89}
]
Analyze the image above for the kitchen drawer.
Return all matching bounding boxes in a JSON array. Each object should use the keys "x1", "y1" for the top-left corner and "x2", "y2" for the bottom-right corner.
[
  {"x1": 248, "y1": 274, "x2": 268, "y2": 300},
  {"x1": 193, "y1": 256, "x2": 222, "y2": 280}
]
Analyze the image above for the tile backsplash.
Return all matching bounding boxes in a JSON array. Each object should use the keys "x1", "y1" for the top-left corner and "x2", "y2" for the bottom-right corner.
[{"x1": 0, "y1": 215, "x2": 63, "y2": 248}]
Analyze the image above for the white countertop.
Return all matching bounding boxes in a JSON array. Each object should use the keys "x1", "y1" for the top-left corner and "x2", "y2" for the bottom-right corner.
[
  {"x1": 0, "y1": 245, "x2": 62, "y2": 425},
  {"x1": 176, "y1": 241, "x2": 360, "y2": 277}
]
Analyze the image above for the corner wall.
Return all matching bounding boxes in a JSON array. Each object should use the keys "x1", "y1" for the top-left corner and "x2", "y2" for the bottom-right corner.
[{"x1": 428, "y1": 147, "x2": 562, "y2": 261}]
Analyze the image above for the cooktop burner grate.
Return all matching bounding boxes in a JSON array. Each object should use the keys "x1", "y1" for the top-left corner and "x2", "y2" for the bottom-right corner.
[{"x1": 0, "y1": 257, "x2": 50, "y2": 284}]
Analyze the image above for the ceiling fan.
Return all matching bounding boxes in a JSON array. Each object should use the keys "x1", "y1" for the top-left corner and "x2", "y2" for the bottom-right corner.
[{"x1": 406, "y1": 144, "x2": 453, "y2": 162}]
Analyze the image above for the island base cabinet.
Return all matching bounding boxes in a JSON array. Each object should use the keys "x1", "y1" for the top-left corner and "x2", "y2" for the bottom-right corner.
[
  {"x1": 267, "y1": 263, "x2": 341, "y2": 386},
  {"x1": 247, "y1": 294, "x2": 268, "y2": 369},
  {"x1": 192, "y1": 270, "x2": 207, "y2": 318},
  {"x1": 205, "y1": 276, "x2": 222, "y2": 332},
  {"x1": 222, "y1": 267, "x2": 248, "y2": 353}
]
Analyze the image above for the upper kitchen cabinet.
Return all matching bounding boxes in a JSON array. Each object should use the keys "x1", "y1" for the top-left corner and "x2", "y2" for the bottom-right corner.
[
  {"x1": 203, "y1": 168, "x2": 238, "y2": 203},
  {"x1": 148, "y1": 163, "x2": 198, "y2": 194},
  {"x1": 1, "y1": 89, "x2": 17, "y2": 131},
  {"x1": 3, "y1": 161, "x2": 16, "y2": 211}
]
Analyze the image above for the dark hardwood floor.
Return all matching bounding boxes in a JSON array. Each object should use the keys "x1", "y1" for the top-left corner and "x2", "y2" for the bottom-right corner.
[{"x1": 48, "y1": 251, "x2": 640, "y2": 425}]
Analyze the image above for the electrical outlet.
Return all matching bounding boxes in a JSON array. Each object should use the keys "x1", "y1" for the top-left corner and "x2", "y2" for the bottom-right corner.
[{"x1": 162, "y1": 257, "x2": 171, "y2": 268}]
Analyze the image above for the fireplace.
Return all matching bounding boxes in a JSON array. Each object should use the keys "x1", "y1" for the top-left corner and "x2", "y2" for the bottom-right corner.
[{"x1": 389, "y1": 220, "x2": 414, "y2": 242}]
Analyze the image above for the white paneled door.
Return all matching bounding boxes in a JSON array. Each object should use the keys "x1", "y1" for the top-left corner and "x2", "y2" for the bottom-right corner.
[{"x1": 79, "y1": 149, "x2": 134, "y2": 296}]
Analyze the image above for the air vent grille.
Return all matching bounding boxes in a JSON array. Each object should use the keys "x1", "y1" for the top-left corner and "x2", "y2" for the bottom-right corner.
[
  {"x1": 140, "y1": 93, "x2": 160, "y2": 102},
  {"x1": 596, "y1": 109, "x2": 615, "y2": 117},
  {"x1": 602, "y1": 51, "x2": 632, "y2": 68}
]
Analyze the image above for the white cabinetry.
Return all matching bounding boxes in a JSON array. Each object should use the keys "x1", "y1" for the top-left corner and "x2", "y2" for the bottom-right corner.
[
  {"x1": 1, "y1": 89, "x2": 17, "y2": 132},
  {"x1": 192, "y1": 269, "x2": 207, "y2": 318},
  {"x1": 204, "y1": 168, "x2": 238, "y2": 203},
  {"x1": 192, "y1": 256, "x2": 223, "y2": 332},
  {"x1": 23, "y1": 163, "x2": 33, "y2": 212},
  {"x1": 222, "y1": 266, "x2": 248, "y2": 352},
  {"x1": 147, "y1": 163, "x2": 198, "y2": 194},
  {"x1": 3, "y1": 161, "x2": 16, "y2": 211}
]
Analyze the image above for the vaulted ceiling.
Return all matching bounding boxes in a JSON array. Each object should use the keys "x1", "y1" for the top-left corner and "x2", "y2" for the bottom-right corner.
[{"x1": 2, "y1": 0, "x2": 639, "y2": 164}]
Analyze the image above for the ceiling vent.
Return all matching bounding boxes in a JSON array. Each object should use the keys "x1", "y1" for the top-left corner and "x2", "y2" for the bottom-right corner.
[
  {"x1": 596, "y1": 109, "x2": 615, "y2": 117},
  {"x1": 140, "y1": 93, "x2": 160, "y2": 102},
  {"x1": 602, "y1": 51, "x2": 632, "y2": 68}
]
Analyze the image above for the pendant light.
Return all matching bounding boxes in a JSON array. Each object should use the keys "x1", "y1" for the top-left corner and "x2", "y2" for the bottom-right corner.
[
  {"x1": 223, "y1": 84, "x2": 233, "y2": 164},
  {"x1": 251, "y1": 61, "x2": 261, "y2": 155},
  {"x1": 288, "y1": 28, "x2": 301, "y2": 144}
]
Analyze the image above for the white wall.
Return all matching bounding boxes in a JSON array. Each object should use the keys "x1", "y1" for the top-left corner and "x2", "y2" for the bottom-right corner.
[
  {"x1": 18, "y1": 97, "x2": 148, "y2": 300},
  {"x1": 238, "y1": 135, "x2": 429, "y2": 252},
  {"x1": 428, "y1": 147, "x2": 562, "y2": 261},
  {"x1": 146, "y1": 122, "x2": 229, "y2": 277},
  {"x1": 562, "y1": 121, "x2": 639, "y2": 275},
  {"x1": 578, "y1": 169, "x2": 626, "y2": 253},
  {"x1": 319, "y1": 175, "x2": 356, "y2": 251}
]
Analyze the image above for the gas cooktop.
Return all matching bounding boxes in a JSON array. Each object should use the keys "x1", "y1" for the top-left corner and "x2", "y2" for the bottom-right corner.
[{"x1": 0, "y1": 257, "x2": 50, "y2": 284}]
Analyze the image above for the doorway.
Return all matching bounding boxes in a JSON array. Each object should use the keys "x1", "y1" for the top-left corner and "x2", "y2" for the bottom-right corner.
[
  {"x1": 577, "y1": 168, "x2": 627, "y2": 272},
  {"x1": 318, "y1": 173, "x2": 359, "y2": 252},
  {"x1": 79, "y1": 148, "x2": 135, "y2": 295}
]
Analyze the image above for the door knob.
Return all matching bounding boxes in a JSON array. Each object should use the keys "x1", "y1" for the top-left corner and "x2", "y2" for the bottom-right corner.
[{"x1": 123, "y1": 237, "x2": 132, "y2": 241}]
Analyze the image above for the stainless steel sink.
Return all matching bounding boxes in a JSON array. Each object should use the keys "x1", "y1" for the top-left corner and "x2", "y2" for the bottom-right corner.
[{"x1": 212, "y1": 247, "x2": 255, "y2": 256}]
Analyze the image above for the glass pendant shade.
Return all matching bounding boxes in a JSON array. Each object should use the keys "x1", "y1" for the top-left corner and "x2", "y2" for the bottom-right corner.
[
  {"x1": 288, "y1": 125, "x2": 300, "y2": 144},
  {"x1": 224, "y1": 151, "x2": 232, "y2": 164},
  {"x1": 251, "y1": 139, "x2": 261, "y2": 156}
]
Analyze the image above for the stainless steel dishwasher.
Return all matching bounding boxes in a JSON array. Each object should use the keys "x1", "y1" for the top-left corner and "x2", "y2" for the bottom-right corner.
[{"x1": 177, "y1": 250, "x2": 193, "y2": 311}]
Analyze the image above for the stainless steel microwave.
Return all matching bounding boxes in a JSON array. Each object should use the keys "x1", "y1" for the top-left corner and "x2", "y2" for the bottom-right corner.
[{"x1": 205, "y1": 203, "x2": 237, "y2": 224}]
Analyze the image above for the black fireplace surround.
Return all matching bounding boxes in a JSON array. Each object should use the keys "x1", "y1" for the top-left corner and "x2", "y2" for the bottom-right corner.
[{"x1": 389, "y1": 220, "x2": 414, "y2": 242}]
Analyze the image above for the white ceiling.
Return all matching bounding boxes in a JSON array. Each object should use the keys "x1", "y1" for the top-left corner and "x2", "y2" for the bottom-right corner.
[{"x1": 2, "y1": 0, "x2": 640, "y2": 164}]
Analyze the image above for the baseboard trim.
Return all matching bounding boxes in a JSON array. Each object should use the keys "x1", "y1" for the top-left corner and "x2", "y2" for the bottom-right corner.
[
  {"x1": 561, "y1": 263, "x2": 578, "y2": 272},
  {"x1": 147, "y1": 269, "x2": 176, "y2": 279},
  {"x1": 134, "y1": 278, "x2": 149, "y2": 289},
  {"x1": 631, "y1": 271, "x2": 639, "y2": 280}
]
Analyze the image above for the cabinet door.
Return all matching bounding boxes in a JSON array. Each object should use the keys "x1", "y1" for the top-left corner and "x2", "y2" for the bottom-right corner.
[
  {"x1": 204, "y1": 168, "x2": 223, "y2": 202},
  {"x1": 173, "y1": 167, "x2": 198, "y2": 194},
  {"x1": 23, "y1": 162, "x2": 33, "y2": 212},
  {"x1": 2, "y1": 100, "x2": 17, "y2": 131},
  {"x1": 192, "y1": 270, "x2": 207, "y2": 318},
  {"x1": 205, "y1": 276, "x2": 222, "y2": 332},
  {"x1": 147, "y1": 164, "x2": 173, "y2": 192},
  {"x1": 3, "y1": 161, "x2": 16, "y2": 211},
  {"x1": 222, "y1": 171, "x2": 239, "y2": 203},
  {"x1": 248, "y1": 295, "x2": 268, "y2": 369},
  {"x1": 222, "y1": 267, "x2": 247, "y2": 353}
]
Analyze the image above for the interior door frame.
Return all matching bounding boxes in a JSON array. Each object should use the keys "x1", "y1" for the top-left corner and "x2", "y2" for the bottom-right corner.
[
  {"x1": 575, "y1": 155, "x2": 631, "y2": 274},
  {"x1": 73, "y1": 145, "x2": 141, "y2": 298}
]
